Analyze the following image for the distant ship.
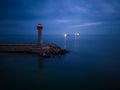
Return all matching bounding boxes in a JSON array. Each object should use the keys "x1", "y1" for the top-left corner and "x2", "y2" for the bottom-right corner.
[
  {"x1": 64, "y1": 33, "x2": 80, "y2": 37},
  {"x1": 64, "y1": 33, "x2": 70, "y2": 37},
  {"x1": 74, "y1": 33, "x2": 80, "y2": 36}
]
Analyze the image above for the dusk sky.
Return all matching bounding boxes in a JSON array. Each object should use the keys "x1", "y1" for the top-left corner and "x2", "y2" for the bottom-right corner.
[{"x1": 0, "y1": 0, "x2": 120, "y2": 35}]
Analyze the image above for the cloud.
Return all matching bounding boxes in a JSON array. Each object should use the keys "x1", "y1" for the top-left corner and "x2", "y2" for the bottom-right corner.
[
  {"x1": 0, "y1": 0, "x2": 120, "y2": 35},
  {"x1": 96, "y1": 0, "x2": 120, "y2": 14},
  {"x1": 55, "y1": 19, "x2": 81, "y2": 23},
  {"x1": 0, "y1": 20, "x2": 35, "y2": 25},
  {"x1": 68, "y1": 22, "x2": 104, "y2": 28},
  {"x1": 66, "y1": 0, "x2": 120, "y2": 16}
]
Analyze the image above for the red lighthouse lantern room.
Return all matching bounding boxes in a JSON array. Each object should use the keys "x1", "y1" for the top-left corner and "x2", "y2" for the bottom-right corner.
[{"x1": 37, "y1": 24, "x2": 43, "y2": 30}]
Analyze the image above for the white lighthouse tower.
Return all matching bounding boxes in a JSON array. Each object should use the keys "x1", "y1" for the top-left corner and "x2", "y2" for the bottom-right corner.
[{"x1": 37, "y1": 24, "x2": 43, "y2": 46}]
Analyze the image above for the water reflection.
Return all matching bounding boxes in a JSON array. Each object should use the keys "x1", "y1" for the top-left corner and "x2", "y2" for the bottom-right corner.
[
  {"x1": 64, "y1": 37, "x2": 67, "y2": 49},
  {"x1": 38, "y1": 56, "x2": 61, "y2": 80},
  {"x1": 38, "y1": 57, "x2": 44, "y2": 79},
  {"x1": 74, "y1": 35, "x2": 80, "y2": 52},
  {"x1": 63, "y1": 34, "x2": 80, "y2": 52},
  {"x1": 64, "y1": 34, "x2": 67, "y2": 49}
]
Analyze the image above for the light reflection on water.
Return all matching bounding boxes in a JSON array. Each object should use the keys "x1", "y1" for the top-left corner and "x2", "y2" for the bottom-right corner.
[{"x1": 63, "y1": 35, "x2": 80, "y2": 51}]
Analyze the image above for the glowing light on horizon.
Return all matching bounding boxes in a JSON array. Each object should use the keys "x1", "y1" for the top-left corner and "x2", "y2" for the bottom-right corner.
[
  {"x1": 74, "y1": 33, "x2": 80, "y2": 36},
  {"x1": 64, "y1": 33, "x2": 67, "y2": 38}
]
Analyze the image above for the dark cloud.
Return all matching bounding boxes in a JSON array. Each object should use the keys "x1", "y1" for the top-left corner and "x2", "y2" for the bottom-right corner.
[{"x1": 0, "y1": 0, "x2": 120, "y2": 35}]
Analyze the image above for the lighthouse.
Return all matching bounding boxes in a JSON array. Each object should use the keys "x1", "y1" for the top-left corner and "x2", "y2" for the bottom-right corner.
[{"x1": 37, "y1": 24, "x2": 43, "y2": 46}]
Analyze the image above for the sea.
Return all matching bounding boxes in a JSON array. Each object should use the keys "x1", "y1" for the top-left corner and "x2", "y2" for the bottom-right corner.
[{"x1": 0, "y1": 34, "x2": 120, "y2": 90}]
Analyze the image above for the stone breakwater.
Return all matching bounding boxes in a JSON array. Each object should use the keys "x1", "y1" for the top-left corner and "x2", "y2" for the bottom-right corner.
[{"x1": 0, "y1": 43, "x2": 69, "y2": 58}]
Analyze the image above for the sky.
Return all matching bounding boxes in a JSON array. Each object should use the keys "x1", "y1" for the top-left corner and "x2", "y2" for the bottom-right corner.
[{"x1": 0, "y1": 0, "x2": 120, "y2": 35}]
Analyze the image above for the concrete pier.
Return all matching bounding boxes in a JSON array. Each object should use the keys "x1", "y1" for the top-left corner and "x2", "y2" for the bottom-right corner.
[{"x1": 0, "y1": 43, "x2": 69, "y2": 57}]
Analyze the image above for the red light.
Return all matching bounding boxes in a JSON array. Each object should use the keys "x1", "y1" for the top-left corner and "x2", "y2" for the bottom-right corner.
[{"x1": 37, "y1": 24, "x2": 43, "y2": 29}]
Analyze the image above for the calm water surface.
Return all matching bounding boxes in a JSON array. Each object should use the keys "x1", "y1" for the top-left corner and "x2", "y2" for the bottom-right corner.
[{"x1": 0, "y1": 35, "x2": 120, "y2": 90}]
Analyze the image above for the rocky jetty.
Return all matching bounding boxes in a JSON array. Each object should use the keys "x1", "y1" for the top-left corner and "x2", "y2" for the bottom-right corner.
[{"x1": 0, "y1": 43, "x2": 69, "y2": 58}]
